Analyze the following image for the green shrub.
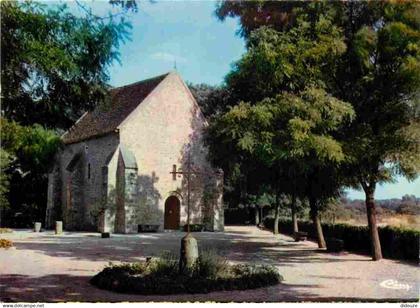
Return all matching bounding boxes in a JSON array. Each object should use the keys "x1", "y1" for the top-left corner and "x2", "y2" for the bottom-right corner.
[
  {"x1": 152, "y1": 252, "x2": 179, "y2": 277},
  {"x1": 91, "y1": 250, "x2": 282, "y2": 294},
  {"x1": 106, "y1": 262, "x2": 148, "y2": 275},
  {"x1": 263, "y1": 217, "x2": 419, "y2": 260}
]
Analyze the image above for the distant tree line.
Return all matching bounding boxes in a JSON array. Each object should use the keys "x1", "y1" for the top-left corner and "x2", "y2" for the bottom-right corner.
[
  {"x1": 341, "y1": 195, "x2": 420, "y2": 216},
  {"x1": 223, "y1": 194, "x2": 419, "y2": 227}
]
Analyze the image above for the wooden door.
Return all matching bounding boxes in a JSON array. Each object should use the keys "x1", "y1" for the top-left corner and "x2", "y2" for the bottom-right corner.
[{"x1": 164, "y1": 196, "x2": 180, "y2": 230}]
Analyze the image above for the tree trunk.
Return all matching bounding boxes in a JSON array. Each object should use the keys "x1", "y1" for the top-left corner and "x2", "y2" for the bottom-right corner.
[
  {"x1": 364, "y1": 186, "x2": 382, "y2": 261},
  {"x1": 291, "y1": 194, "x2": 298, "y2": 233},
  {"x1": 309, "y1": 198, "x2": 326, "y2": 249},
  {"x1": 273, "y1": 193, "x2": 280, "y2": 235}
]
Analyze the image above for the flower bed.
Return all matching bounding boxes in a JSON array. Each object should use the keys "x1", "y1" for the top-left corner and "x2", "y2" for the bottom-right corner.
[{"x1": 91, "y1": 251, "x2": 282, "y2": 294}]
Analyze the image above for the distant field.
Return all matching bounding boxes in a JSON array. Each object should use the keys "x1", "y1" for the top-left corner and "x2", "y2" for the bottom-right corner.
[{"x1": 336, "y1": 214, "x2": 419, "y2": 230}]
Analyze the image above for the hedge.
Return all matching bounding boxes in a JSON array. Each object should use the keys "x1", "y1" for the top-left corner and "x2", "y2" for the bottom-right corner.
[{"x1": 263, "y1": 217, "x2": 419, "y2": 261}]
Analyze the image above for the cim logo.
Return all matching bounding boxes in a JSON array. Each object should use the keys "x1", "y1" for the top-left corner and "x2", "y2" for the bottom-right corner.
[{"x1": 380, "y1": 279, "x2": 412, "y2": 290}]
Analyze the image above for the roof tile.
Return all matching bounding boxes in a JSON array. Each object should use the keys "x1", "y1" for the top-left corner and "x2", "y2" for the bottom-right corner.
[{"x1": 62, "y1": 73, "x2": 169, "y2": 144}]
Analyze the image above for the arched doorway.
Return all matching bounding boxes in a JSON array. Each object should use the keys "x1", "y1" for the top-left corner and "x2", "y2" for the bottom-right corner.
[{"x1": 164, "y1": 196, "x2": 180, "y2": 230}]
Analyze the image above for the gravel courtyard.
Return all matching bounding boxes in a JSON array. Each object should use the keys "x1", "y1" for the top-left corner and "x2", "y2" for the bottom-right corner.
[{"x1": 0, "y1": 226, "x2": 418, "y2": 302}]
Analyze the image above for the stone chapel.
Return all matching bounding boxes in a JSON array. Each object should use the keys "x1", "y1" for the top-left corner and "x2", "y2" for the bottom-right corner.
[{"x1": 45, "y1": 71, "x2": 224, "y2": 233}]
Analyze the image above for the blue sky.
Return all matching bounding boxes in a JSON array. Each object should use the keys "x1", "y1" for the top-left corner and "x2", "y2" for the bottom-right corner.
[
  {"x1": 65, "y1": 0, "x2": 418, "y2": 200},
  {"x1": 108, "y1": 1, "x2": 245, "y2": 86}
]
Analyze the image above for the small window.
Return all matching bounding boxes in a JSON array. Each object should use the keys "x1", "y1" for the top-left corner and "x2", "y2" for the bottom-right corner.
[{"x1": 87, "y1": 163, "x2": 91, "y2": 179}]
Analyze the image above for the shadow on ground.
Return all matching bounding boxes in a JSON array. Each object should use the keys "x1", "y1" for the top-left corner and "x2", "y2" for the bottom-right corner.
[
  {"x1": 11, "y1": 229, "x2": 380, "y2": 267},
  {"x1": 0, "y1": 273, "x2": 327, "y2": 302},
  {"x1": 1, "y1": 226, "x2": 418, "y2": 302},
  {"x1": 1, "y1": 273, "x2": 417, "y2": 303}
]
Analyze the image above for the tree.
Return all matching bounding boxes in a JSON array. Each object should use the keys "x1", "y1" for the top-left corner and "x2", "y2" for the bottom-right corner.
[
  {"x1": 207, "y1": 88, "x2": 354, "y2": 245},
  {"x1": 215, "y1": 0, "x2": 307, "y2": 39},
  {"x1": 188, "y1": 83, "x2": 232, "y2": 119},
  {"x1": 322, "y1": 195, "x2": 351, "y2": 224},
  {"x1": 207, "y1": 5, "x2": 352, "y2": 245},
  {"x1": 1, "y1": 1, "x2": 132, "y2": 130},
  {"x1": 215, "y1": 0, "x2": 420, "y2": 260},
  {"x1": 333, "y1": 1, "x2": 420, "y2": 260},
  {"x1": 0, "y1": 150, "x2": 12, "y2": 227},
  {"x1": 401, "y1": 194, "x2": 417, "y2": 205},
  {"x1": 0, "y1": 119, "x2": 61, "y2": 226},
  {"x1": 246, "y1": 190, "x2": 276, "y2": 225},
  {"x1": 0, "y1": 0, "x2": 135, "y2": 227},
  {"x1": 304, "y1": 165, "x2": 347, "y2": 248}
]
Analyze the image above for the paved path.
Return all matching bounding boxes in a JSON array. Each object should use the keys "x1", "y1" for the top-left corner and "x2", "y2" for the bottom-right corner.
[{"x1": 0, "y1": 226, "x2": 418, "y2": 302}]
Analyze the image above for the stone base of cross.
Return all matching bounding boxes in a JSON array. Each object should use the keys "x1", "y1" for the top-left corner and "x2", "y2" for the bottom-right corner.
[{"x1": 169, "y1": 151, "x2": 207, "y2": 271}]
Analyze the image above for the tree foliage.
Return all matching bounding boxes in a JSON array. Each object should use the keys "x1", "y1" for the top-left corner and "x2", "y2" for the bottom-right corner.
[
  {"x1": 225, "y1": 6, "x2": 346, "y2": 103},
  {"x1": 0, "y1": 150, "x2": 12, "y2": 210},
  {"x1": 214, "y1": 0, "x2": 420, "y2": 259},
  {"x1": 207, "y1": 86, "x2": 353, "y2": 240},
  {"x1": 333, "y1": 1, "x2": 420, "y2": 187},
  {"x1": 209, "y1": 88, "x2": 353, "y2": 165},
  {"x1": 0, "y1": 0, "x2": 134, "y2": 227},
  {"x1": 215, "y1": 0, "x2": 307, "y2": 39},
  {"x1": 208, "y1": 6, "x2": 352, "y2": 227},
  {"x1": 0, "y1": 118, "x2": 61, "y2": 226},
  {"x1": 188, "y1": 83, "x2": 232, "y2": 119}
]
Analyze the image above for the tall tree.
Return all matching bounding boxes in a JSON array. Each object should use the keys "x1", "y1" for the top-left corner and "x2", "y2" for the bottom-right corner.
[
  {"x1": 188, "y1": 83, "x2": 232, "y2": 119},
  {"x1": 215, "y1": 0, "x2": 306, "y2": 39},
  {"x1": 0, "y1": 0, "x2": 134, "y2": 227},
  {"x1": 223, "y1": 5, "x2": 346, "y2": 103},
  {"x1": 215, "y1": 0, "x2": 420, "y2": 260},
  {"x1": 0, "y1": 119, "x2": 61, "y2": 226},
  {"x1": 333, "y1": 1, "x2": 420, "y2": 260},
  {"x1": 1, "y1": 0, "x2": 132, "y2": 129},
  {"x1": 208, "y1": 5, "x2": 351, "y2": 245},
  {"x1": 304, "y1": 165, "x2": 346, "y2": 248},
  {"x1": 207, "y1": 88, "x2": 354, "y2": 245},
  {"x1": 0, "y1": 149, "x2": 12, "y2": 227}
]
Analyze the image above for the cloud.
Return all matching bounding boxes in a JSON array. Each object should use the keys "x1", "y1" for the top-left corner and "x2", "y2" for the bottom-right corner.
[{"x1": 150, "y1": 52, "x2": 187, "y2": 64}]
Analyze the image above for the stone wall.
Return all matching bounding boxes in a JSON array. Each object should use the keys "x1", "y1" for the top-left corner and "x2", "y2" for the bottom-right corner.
[
  {"x1": 118, "y1": 72, "x2": 224, "y2": 231},
  {"x1": 100, "y1": 145, "x2": 119, "y2": 233},
  {"x1": 54, "y1": 133, "x2": 120, "y2": 231},
  {"x1": 46, "y1": 162, "x2": 62, "y2": 228}
]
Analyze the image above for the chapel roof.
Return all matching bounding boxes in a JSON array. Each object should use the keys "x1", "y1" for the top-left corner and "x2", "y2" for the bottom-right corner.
[{"x1": 62, "y1": 72, "x2": 170, "y2": 144}]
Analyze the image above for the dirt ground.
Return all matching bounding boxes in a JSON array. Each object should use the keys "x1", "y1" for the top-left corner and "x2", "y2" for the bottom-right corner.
[{"x1": 0, "y1": 226, "x2": 418, "y2": 302}]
